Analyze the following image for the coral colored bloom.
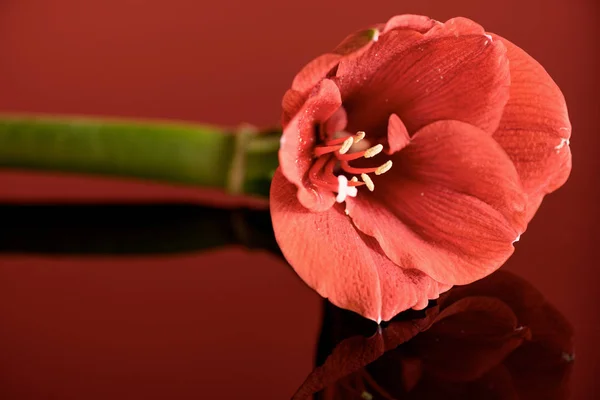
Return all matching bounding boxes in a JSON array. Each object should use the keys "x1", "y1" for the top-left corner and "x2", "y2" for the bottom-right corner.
[{"x1": 270, "y1": 15, "x2": 572, "y2": 322}]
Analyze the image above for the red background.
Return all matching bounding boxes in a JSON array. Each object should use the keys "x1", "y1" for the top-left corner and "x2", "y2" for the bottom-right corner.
[{"x1": 0, "y1": 1, "x2": 598, "y2": 399}]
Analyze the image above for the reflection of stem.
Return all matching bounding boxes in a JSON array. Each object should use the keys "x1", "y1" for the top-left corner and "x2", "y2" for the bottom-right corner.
[
  {"x1": 0, "y1": 204, "x2": 280, "y2": 256},
  {"x1": 230, "y1": 210, "x2": 251, "y2": 248},
  {"x1": 360, "y1": 370, "x2": 396, "y2": 400}
]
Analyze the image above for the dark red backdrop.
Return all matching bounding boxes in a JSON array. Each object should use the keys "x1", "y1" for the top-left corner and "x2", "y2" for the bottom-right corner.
[{"x1": 0, "y1": 1, "x2": 598, "y2": 399}]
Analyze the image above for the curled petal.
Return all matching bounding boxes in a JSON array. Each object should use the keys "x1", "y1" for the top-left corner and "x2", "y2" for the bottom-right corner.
[
  {"x1": 279, "y1": 79, "x2": 342, "y2": 211},
  {"x1": 492, "y1": 34, "x2": 572, "y2": 220},
  {"x1": 270, "y1": 169, "x2": 443, "y2": 322},
  {"x1": 292, "y1": 53, "x2": 342, "y2": 94},
  {"x1": 346, "y1": 121, "x2": 527, "y2": 285},
  {"x1": 291, "y1": 28, "x2": 380, "y2": 94},
  {"x1": 424, "y1": 16, "x2": 488, "y2": 37},
  {"x1": 383, "y1": 14, "x2": 439, "y2": 34}
]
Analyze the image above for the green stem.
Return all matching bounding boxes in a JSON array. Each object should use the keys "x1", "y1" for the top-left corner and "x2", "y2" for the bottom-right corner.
[{"x1": 0, "y1": 114, "x2": 281, "y2": 199}]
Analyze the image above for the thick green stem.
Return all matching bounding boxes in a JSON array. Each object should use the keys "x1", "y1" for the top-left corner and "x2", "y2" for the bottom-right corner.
[{"x1": 0, "y1": 114, "x2": 281, "y2": 199}]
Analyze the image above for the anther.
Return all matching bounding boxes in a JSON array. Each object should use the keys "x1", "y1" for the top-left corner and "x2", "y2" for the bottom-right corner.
[
  {"x1": 375, "y1": 160, "x2": 393, "y2": 175},
  {"x1": 338, "y1": 137, "x2": 354, "y2": 154},
  {"x1": 350, "y1": 176, "x2": 358, "y2": 182},
  {"x1": 361, "y1": 173, "x2": 375, "y2": 191},
  {"x1": 354, "y1": 131, "x2": 365, "y2": 143},
  {"x1": 364, "y1": 144, "x2": 383, "y2": 158}
]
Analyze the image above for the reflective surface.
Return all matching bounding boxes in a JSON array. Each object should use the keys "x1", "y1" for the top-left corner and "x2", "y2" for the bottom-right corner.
[
  {"x1": 0, "y1": 205, "x2": 320, "y2": 400},
  {"x1": 299, "y1": 271, "x2": 573, "y2": 399},
  {"x1": 0, "y1": 204, "x2": 578, "y2": 399}
]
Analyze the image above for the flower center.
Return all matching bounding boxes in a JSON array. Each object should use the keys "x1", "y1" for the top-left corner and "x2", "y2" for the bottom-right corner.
[{"x1": 310, "y1": 131, "x2": 393, "y2": 203}]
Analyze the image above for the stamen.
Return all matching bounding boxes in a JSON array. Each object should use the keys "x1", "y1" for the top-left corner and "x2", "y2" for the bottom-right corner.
[
  {"x1": 347, "y1": 176, "x2": 364, "y2": 187},
  {"x1": 314, "y1": 144, "x2": 342, "y2": 157},
  {"x1": 309, "y1": 154, "x2": 331, "y2": 178},
  {"x1": 311, "y1": 129, "x2": 391, "y2": 199},
  {"x1": 337, "y1": 144, "x2": 384, "y2": 161},
  {"x1": 375, "y1": 160, "x2": 393, "y2": 175},
  {"x1": 340, "y1": 161, "x2": 378, "y2": 175},
  {"x1": 361, "y1": 173, "x2": 374, "y2": 191},
  {"x1": 338, "y1": 137, "x2": 354, "y2": 154},
  {"x1": 340, "y1": 160, "x2": 393, "y2": 176},
  {"x1": 323, "y1": 155, "x2": 337, "y2": 178},
  {"x1": 323, "y1": 135, "x2": 353, "y2": 146},
  {"x1": 364, "y1": 144, "x2": 383, "y2": 158}
]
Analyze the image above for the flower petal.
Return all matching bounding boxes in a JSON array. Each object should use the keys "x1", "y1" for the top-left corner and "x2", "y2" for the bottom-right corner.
[
  {"x1": 424, "y1": 16, "x2": 489, "y2": 37},
  {"x1": 270, "y1": 169, "x2": 442, "y2": 322},
  {"x1": 291, "y1": 28, "x2": 380, "y2": 94},
  {"x1": 279, "y1": 79, "x2": 342, "y2": 211},
  {"x1": 346, "y1": 120, "x2": 527, "y2": 285},
  {"x1": 291, "y1": 53, "x2": 342, "y2": 94},
  {"x1": 492, "y1": 35, "x2": 572, "y2": 220},
  {"x1": 281, "y1": 89, "x2": 308, "y2": 126},
  {"x1": 386, "y1": 113, "x2": 411, "y2": 154},
  {"x1": 338, "y1": 18, "x2": 510, "y2": 137},
  {"x1": 322, "y1": 105, "x2": 348, "y2": 137}
]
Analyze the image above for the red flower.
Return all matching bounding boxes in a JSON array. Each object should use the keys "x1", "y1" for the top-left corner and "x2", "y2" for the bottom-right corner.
[{"x1": 270, "y1": 15, "x2": 572, "y2": 322}]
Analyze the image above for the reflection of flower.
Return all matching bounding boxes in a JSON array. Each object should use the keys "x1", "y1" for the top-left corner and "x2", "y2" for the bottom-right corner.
[
  {"x1": 270, "y1": 15, "x2": 572, "y2": 322},
  {"x1": 293, "y1": 270, "x2": 574, "y2": 400}
]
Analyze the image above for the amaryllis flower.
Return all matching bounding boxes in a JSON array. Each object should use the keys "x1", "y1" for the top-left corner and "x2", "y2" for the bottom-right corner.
[{"x1": 270, "y1": 15, "x2": 572, "y2": 322}]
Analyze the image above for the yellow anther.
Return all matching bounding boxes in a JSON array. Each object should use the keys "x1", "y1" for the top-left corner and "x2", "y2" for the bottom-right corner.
[
  {"x1": 364, "y1": 144, "x2": 383, "y2": 158},
  {"x1": 350, "y1": 176, "x2": 359, "y2": 182},
  {"x1": 361, "y1": 173, "x2": 375, "y2": 191},
  {"x1": 375, "y1": 160, "x2": 393, "y2": 175},
  {"x1": 338, "y1": 137, "x2": 354, "y2": 154}
]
